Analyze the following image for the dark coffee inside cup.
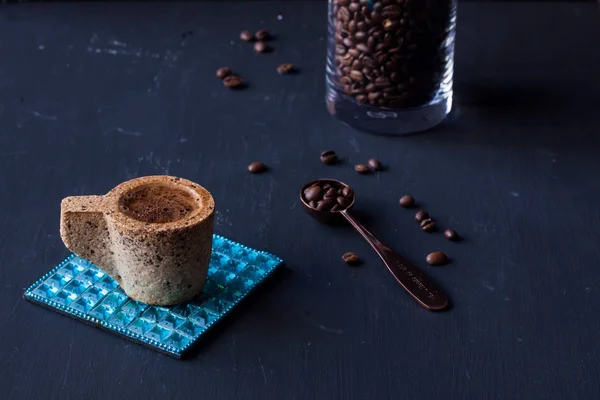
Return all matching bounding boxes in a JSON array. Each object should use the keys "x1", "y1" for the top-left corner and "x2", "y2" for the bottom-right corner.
[{"x1": 119, "y1": 183, "x2": 199, "y2": 223}]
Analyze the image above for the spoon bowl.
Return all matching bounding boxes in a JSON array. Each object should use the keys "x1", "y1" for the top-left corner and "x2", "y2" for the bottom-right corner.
[{"x1": 299, "y1": 178, "x2": 355, "y2": 225}]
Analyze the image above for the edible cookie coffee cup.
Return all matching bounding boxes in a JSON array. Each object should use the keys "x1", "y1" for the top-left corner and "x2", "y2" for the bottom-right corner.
[{"x1": 60, "y1": 176, "x2": 215, "y2": 305}]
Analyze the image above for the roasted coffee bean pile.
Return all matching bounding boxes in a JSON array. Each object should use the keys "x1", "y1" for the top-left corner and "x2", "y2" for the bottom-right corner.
[
  {"x1": 303, "y1": 181, "x2": 354, "y2": 212},
  {"x1": 330, "y1": 0, "x2": 453, "y2": 108}
]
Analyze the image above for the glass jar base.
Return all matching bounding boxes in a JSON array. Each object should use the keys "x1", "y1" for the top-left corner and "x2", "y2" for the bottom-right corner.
[{"x1": 326, "y1": 91, "x2": 452, "y2": 136}]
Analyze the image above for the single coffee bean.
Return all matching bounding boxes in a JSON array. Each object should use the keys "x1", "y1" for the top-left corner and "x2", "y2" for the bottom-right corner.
[
  {"x1": 254, "y1": 41, "x2": 269, "y2": 53},
  {"x1": 355, "y1": 94, "x2": 367, "y2": 103},
  {"x1": 324, "y1": 188, "x2": 338, "y2": 199},
  {"x1": 356, "y1": 43, "x2": 370, "y2": 53},
  {"x1": 309, "y1": 200, "x2": 317, "y2": 209},
  {"x1": 415, "y1": 210, "x2": 429, "y2": 222},
  {"x1": 337, "y1": 196, "x2": 352, "y2": 209},
  {"x1": 426, "y1": 252, "x2": 448, "y2": 266},
  {"x1": 247, "y1": 161, "x2": 266, "y2": 174},
  {"x1": 342, "y1": 252, "x2": 361, "y2": 265},
  {"x1": 331, "y1": 204, "x2": 341, "y2": 212},
  {"x1": 255, "y1": 28, "x2": 269, "y2": 41},
  {"x1": 399, "y1": 195, "x2": 415, "y2": 208},
  {"x1": 277, "y1": 63, "x2": 295, "y2": 75},
  {"x1": 350, "y1": 70, "x2": 365, "y2": 82},
  {"x1": 355, "y1": 164, "x2": 369, "y2": 174},
  {"x1": 323, "y1": 183, "x2": 332, "y2": 189},
  {"x1": 304, "y1": 186, "x2": 323, "y2": 202},
  {"x1": 444, "y1": 229, "x2": 459, "y2": 241},
  {"x1": 317, "y1": 199, "x2": 336, "y2": 211},
  {"x1": 420, "y1": 218, "x2": 435, "y2": 232},
  {"x1": 367, "y1": 158, "x2": 382, "y2": 171},
  {"x1": 223, "y1": 75, "x2": 244, "y2": 89},
  {"x1": 355, "y1": 31, "x2": 367, "y2": 42},
  {"x1": 216, "y1": 67, "x2": 232, "y2": 79},
  {"x1": 240, "y1": 30, "x2": 253, "y2": 42},
  {"x1": 320, "y1": 150, "x2": 338, "y2": 165},
  {"x1": 342, "y1": 186, "x2": 353, "y2": 198},
  {"x1": 348, "y1": 2, "x2": 360, "y2": 12}
]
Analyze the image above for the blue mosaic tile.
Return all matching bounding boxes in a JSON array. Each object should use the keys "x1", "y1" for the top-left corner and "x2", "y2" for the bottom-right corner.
[{"x1": 25, "y1": 234, "x2": 283, "y2": 358}]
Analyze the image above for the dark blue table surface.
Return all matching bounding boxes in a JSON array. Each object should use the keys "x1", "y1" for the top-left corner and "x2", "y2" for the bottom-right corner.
[{"x1": 1, "y1": 2, "x2": 599, "y2": 399}]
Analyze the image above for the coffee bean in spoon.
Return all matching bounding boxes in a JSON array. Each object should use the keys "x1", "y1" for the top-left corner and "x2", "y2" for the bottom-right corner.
[
  {"x1": 317, "y1": 199, "x2": 336, "y2": 211},
  {"x1": 324, "y1": 188, "x2": 338, "y2": 199},
  {"x1": 399, "y1": 195, "x2": 415, "y2": 208},
  {"x1": 304, "y1": 185, "x2": 323, "y2": 202},
  {"x1": 247, "y1": 161, "x2": 266, "y2": 173},
  {"x1": 337, "y1": 196, "x2": 352, "y2": 209}
]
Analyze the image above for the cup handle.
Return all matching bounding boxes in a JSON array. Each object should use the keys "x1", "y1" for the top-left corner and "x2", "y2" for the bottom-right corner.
[{"x1": 60, "y1": 195, "x2": 118, "y2": 280}]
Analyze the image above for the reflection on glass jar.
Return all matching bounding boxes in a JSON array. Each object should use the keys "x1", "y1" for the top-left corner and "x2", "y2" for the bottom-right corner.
[{"x1": 326, "y1": 0, "x2": 457, "y2": 135}]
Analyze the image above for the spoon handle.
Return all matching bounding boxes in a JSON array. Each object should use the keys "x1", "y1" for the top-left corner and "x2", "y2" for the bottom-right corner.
[{"x1": 341, "y1": 210, "x2": 449, "y2": 311}]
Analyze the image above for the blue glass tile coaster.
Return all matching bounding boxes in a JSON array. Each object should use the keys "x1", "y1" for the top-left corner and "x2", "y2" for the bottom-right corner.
[{"x1": 25, "y1": 234, "x2": 283, "y2": 358}]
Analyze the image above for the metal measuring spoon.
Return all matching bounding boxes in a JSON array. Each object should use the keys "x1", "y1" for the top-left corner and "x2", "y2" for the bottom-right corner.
[{"x1": 300, "y1": 178, "x2": 449, "y2": 311}]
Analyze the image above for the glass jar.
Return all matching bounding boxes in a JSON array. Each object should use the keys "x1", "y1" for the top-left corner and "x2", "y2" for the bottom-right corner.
[{"x1": 325, "y1": 0, "x2": 456, "y2": 134}]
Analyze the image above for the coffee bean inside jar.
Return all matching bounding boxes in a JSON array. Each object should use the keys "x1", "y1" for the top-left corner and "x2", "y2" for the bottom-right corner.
[{"x1": 325, "y1": 0, "x2": 456, "y2": 135}]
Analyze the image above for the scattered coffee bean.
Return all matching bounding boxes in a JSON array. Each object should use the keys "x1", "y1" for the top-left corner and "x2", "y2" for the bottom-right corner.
[
  {"x1": 444, "y1": 229, "x2": 459, "y2": 241},
  {"x1": 367, "y1": 158, "x2": 382, "y2": 171},
  {"x1": 254, "y1": 41, "x2": 269, "y2": 53},
  {"x1": 399, "y1": 195, "x2": 415, "y2": 208},
  {"x1": 255, "y1": 28, "x2": 270, "y2": 41},
  {"x1": 342, "y1": 252, "x2": 361, "y2": 265},
  {"x1": 328, "y1": 0, "x2": 454, "y2": 108},
  {"x1": 420, "y1": 218, "x2": 435, "y2": 232},
  {"x1": 216, "y1": 67, "x2": 232, "y2": 79},
  {"x1": 355, "y1": 164, "x2": 369, "y2": 174},
  {"x1": 320, "y1": 150, "x2": 338, "y2": 165},
  {"x1": 304, "y1": 185, "x2": 323, "y2": 202},
  {"x1": 426, "y1": 252, "x2": 448, "y2": 266},
  {"x1": 247, "y1": 161, "x2": 266, "y2": 173},
  {"x1": 277, "y1": 63, "x2": 295, "y2": 75},
  {"x1": 240, "y1": 30, "x2": 253, "y2": 42},
  {"x1": 223, "y1": 75, "x2": 244, "y2": 89},
  {"x1": 415, "y1": 210, "x2": 429, "y2": 222}
]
